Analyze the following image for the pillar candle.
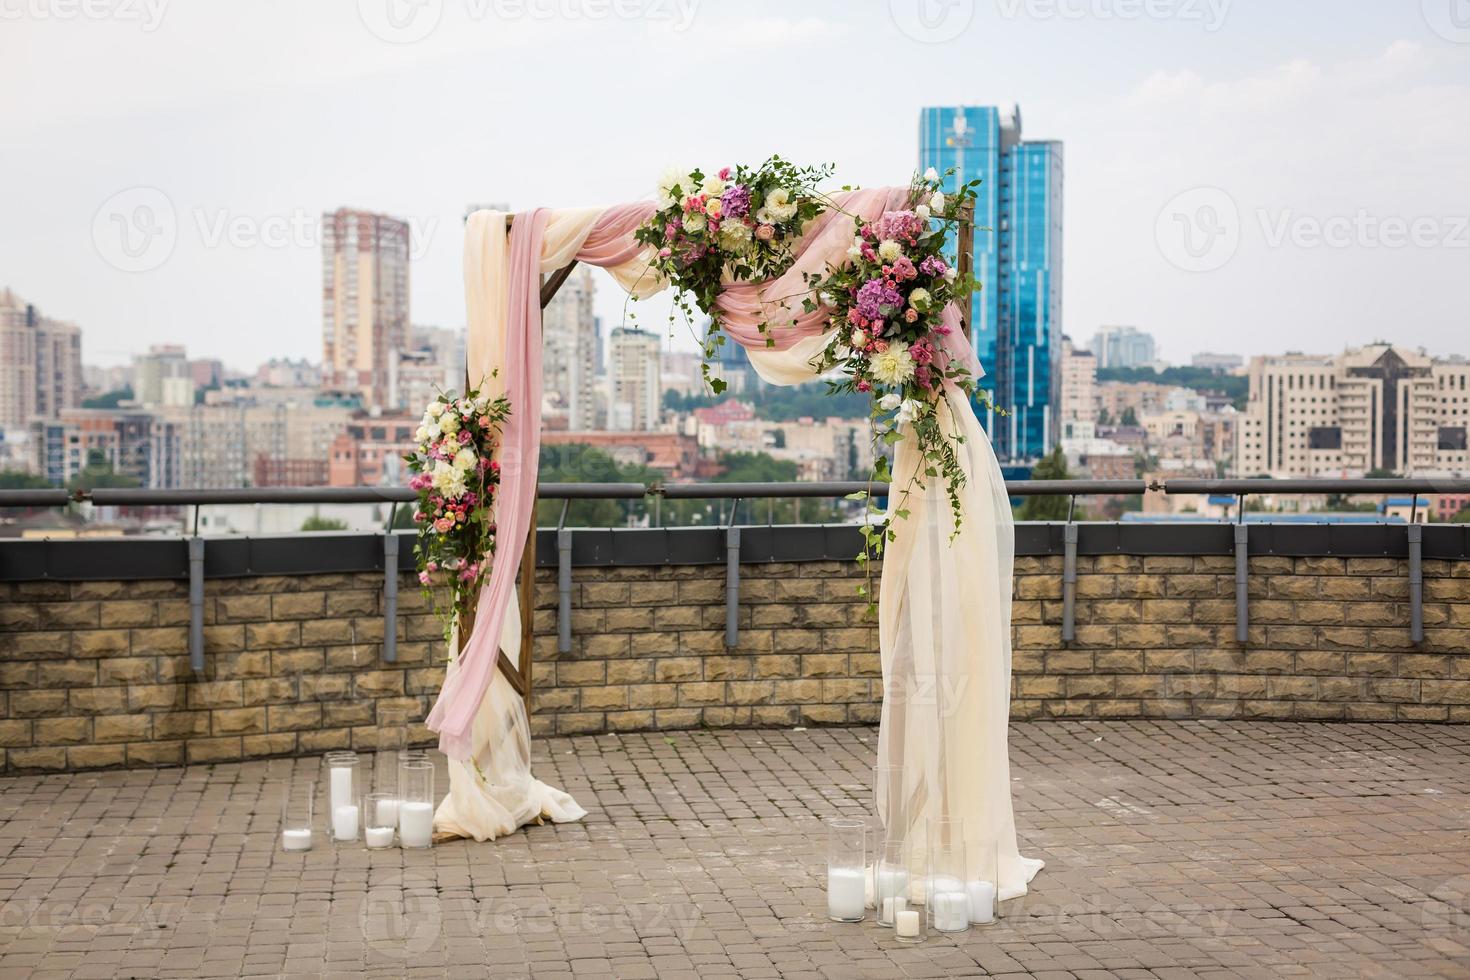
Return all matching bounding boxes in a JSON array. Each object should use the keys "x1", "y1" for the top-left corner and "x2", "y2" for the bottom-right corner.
[
  {"x1": 398, "y1": 801, "x2": 434, "y2": 848},
  {"x1": 329, "y1": 765, "x2": 353, "y2": 813},
  {"x1": 967, "y1": 880, "x2": 996, "y2": 924},
  {"x1": 281, "y1": 828, "x2": 312, "y2": 851},
  {"x1": 332, "y1": 804, "x2": 358, "y2": 841},
  {"x1": 364, "y1": 826, "x2": 395, "y2": 848},
  {"x1": 895, "y1": 909, "x2": 921, "y2": 939},
  {"x1": 825, "y1": 867, "x2": 865, "y2": 921}
]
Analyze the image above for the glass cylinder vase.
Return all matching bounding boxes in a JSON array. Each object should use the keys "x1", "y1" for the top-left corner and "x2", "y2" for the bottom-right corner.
[
  {"x1": 397, "y1": 757, "x2": 435, "y2": 849},
  {"x1": 364, "y1": 792, "x2": 398, "y2": 849},
  {"x1": 926, "y1": 818, "x2": 971, "y2": 935},
  {"x1": 279, "y1": 779, "x2": 314, "y2": 852},
  {"x1": 825, "y1": 817, "x2": 866, "y2": 923},
  {"x1": 873, "y1": 834, "x2": 912, "y2": 928},
  {"x1": 323, "y1": 751, "x2": 360, "y2": 842}
]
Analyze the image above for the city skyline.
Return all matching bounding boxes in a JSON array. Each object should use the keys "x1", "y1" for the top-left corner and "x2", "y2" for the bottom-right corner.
[{"x1": 2, "y1": 3, "x2": 1466, "y2": 372}]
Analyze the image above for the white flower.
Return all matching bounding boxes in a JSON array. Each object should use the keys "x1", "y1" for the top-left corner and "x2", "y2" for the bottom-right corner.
[
  {"x1": 877, "y1": 240, "x2": 902, "y2": 262},
  {"x1": 473, "y1": 397, "x2": 488, "y2": 413},
  {"x1": 870, "y1": 347, "x2": 916, "y2": 386},
  {"x1": 847, "y1": 242, "x2": 863, "y2": 261},
  {"x1": 878, "y1": 393, "x2": 902, "y2": 411},
  {"x1": 896, "y1": 399, "x2": 922, "y2": 425},
  {"x1": 439, "y1": 412, "x2": 460, "y2": 435},
  {"x1": 656, "y1": 166, "x2": 688, "y2": 208},
  {"x1": 701, "y1": 175, "x2": 726, "y2": 197},
  {"x1": 818, "y1": 290, "x2": 836, "y2": 306},
  {"x1": 930, "y1": 191, "x2": 947, "y2": 214},
  {"x1": 755, "y1": 207, "x2": 775, "y2": 225},
  {"x1": 431, "y1": 460, "x2": 467, "y2": 499},
  {"x1": 850, "y1": 328, "x2": 868, "y2": 349},
  {"x1": 765, "y1": 188, "x2": 797, "y2": 221},
  {"x1": 427, "y1": 402, "x2": 445, "y2": 418},
  {"x1": 908, "y1": 288, "x2": 932, "y2": 310},
  {"x1": 924, "y1": 167, "x2": 940, "y2": 182},
  {"x1": 943, "y1": 267, "x2": 958, "y2": 283},
  {"x1": 915, "y1": 204, "x2": 931, "y2": 221},
  {"x1": 453, "y1": 448, "x2": 477, "y2": 472},
  {"x1": 683, "y1": 212, "x2": 707, "y2": 233},
  {"x1": 414, "y1": 425, "x2": 430, "y2": 443}
]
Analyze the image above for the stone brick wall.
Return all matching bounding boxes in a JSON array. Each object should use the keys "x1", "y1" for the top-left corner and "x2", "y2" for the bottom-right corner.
[{"x1": 1, "y1": 551, "x2": 1467, "y2": 772}]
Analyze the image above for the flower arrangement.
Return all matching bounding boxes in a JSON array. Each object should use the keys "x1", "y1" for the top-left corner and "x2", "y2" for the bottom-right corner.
[
  {"x1": 805, "y1": 169, "x2": 994, "y2": 604},
  {"x1": 635, "y1": 156, "x2": 832, "y2": 393},
  {"x1": 404, "y1": 387, "x2": 511, "y2": 633}
]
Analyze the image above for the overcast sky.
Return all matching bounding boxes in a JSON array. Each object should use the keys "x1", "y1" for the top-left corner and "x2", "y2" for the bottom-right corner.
[{"x1": 2, "y1": 0, "x2": 1467, "y2": 371}]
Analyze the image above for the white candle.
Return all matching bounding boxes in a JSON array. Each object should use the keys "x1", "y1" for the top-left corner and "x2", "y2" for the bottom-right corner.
[
  {"x1": 881, "y1": 896, "x2": 907, "y2": 924},
  {"x1": 364, "y1": 825, "x2": 395, "y2": 848},
  {"x1": 332, "y1": 804, "x2": 358, "y2": 841},
  {"x1": 825, "y1": 867, "x2": 865, "y2": 921},
  {"x1": 398, "y1": 801, "x2": 434, "y2": 848},
  {"x1": 895, "y1": 909, "x2": 921, "y2": 939},
  {"x1": 330, "y1": 765, "x2": 353, "y2": 813},
  {"x1": 281, "y1": 828, "x2": 312, "y2": 851},
  {"x1": 966, "y1": 880, "x2": 996, "y2": 924},
  {"x1": 932, "y1": 889, "x2": 969, "y2": 932}
]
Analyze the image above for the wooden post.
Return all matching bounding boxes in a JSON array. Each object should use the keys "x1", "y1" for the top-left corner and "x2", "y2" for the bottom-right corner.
[{"x1": 956, "y1": 200, "x2": 975, "y2": 344}]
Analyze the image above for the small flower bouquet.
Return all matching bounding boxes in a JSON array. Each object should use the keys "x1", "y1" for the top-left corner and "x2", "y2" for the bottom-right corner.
[
  {"x1": 404, "y1": 388, "x2": 511, "y2": 632},
  {"x1": 635, "y1": 156, "x2": 832, "y2": 392}
]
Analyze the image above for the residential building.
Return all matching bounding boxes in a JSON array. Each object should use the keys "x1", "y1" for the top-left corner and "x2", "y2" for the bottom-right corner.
[
  {"x1": 390, "y1": 326, "x2": 463, "y2": 416},
  {"x1": 28, "y1": 409, "x2": 155, "y2": 486},
  {"x1": 1191, "y1": 352, "x2": 1244, "y2": 373},
  {"x1": 328, "y1": 413, "x2": 419, "y2": 487},
  {"x1": 0, "y1": 288, "x2": 83, "y2": 428},
  {"x1": 151, "y1": 401, "x2": 351, "y2": 489},
  {"x1": 255, "y1": 358, "x2": 321, "y2": 389},
  {"x1": 1058, "y1": 336, "x2": 1096, "y2": 423},
  {"x1": 1096, "y1": 381, "x2": 1174, "y2": 423},
  {"x1": 321, "y1": 208, "x2": 411, "y2": 409},
  {"x1": 1090, "y1": 326, "x2": 1157, "y2": 370},
  {"x1": 1235, "y1": 345, "x2": 1470, "y2": 478},
  {"x1": 133, "y1": 344, "x2": 191, "y2": 406},
  {"x1": 693, "y1": 411, "x2": 872, "y2": 483},
  {"x1": 608, "y1": 327, "x2": 661, "y2": 432},
  {"x1": 919, "y1": 104, "x2": 1063, "y2": 461},
  {"x1": 540, "y1": 431, "x2": 701, "y2": 479},
  {"x1": 542, "y1": 267, "x2": 599, "y2": 430}
]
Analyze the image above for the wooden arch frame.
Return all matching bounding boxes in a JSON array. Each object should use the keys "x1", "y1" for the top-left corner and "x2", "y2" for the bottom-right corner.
[{"x1": 461, "y1": 204, "x2": 976, "y2": 709}]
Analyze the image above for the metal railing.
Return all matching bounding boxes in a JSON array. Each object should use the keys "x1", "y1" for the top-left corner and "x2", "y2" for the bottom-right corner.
[{"x1": 4, "y1": 478, "x2": 1469, "y2": 672}]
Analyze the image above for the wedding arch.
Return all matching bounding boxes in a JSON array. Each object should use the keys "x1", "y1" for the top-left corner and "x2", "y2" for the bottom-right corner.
[{"x1": 412, "y1": 161, "x2": 1043, "y2": 900}]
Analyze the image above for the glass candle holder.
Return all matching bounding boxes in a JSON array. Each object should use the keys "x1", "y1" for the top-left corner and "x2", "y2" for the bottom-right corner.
[
  {"x1": 364, "y1": 792, "x2": 398, "y2": 849},
  {"x1": 825, "y1": 817, "x2": 866, "y2": 923},
  {"x1": 324, "y1": 751, "x2": 361, "y2": 842},
  {"x1": 874, "y1": 835, "x2": 911, "y2": 928},
  {"x1": 397, "y1": 757, "x2": 435, "y2": 849},
  {"x1": 925, "y1": 818, "x2": 971, "y2": 935},
  {"x1": 280, "y1": 779, "x2": 314, "y2": 852},
  {"x1": 967, "y1": 838, "x2": 999, "y2": 925}
]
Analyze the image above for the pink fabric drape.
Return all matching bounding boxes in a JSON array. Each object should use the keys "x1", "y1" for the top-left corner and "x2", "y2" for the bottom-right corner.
[{"x1": 428, "y1": 187, "x2": 973, "y2": 759}]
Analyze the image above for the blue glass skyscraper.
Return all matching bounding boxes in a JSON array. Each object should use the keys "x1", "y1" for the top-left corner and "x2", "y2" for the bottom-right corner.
[{"x1": 919, "y1": 105, "x2": 1063, "y2": 462}]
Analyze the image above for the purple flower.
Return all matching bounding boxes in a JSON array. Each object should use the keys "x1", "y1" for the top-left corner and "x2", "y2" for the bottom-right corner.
[
  {"x1": 920, "y1": 255, "x2": 948, "y2": 277},
  {"x1": 854, "y1": 278, "x2": 903, "y2": 321},
  {"x1": 877, "y1": 210, "x2": 923, "y2": 242},
  {"x1": 721, "y1": 183, "x2": 752, "y2": 219}
]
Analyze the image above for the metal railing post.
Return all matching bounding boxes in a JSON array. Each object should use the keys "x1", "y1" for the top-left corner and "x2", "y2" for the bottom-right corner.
[
  {"x1": 188, "y1": 535, "x2": 205, "y2": 675},
  {"x1": 1234, "y1": 495, "x2": 1250, "y2": 645},
  {"x1": 1062, "y1": 496, "x2": 1078, "y2": 644},
  {"x1": 382, "y1": 532, "x2": 399, "y2": 663},
  {"x1": 725, "y1": 499, "x2": 742, "y2": 649},
  {"x1": 1408, "y1": 522, "x2": 1424, "y2": 644},
  {"x1": 557, "y1": 501, "x2": 573, "y2": 654}
]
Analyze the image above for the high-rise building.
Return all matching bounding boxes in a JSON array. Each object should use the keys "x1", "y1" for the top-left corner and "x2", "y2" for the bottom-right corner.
[
  {"x1": 1090, "y1": 326, "x2": 1157, "y2": 370},
  {"x1": 920, "y1": 105, "x2": 1063, "y2": 461},
  {"x1": 1058, "y1": 336, "x2": 1096, "y2": 424},
  {"x1": 321, "y1": 209, "x2": 411, "y2": 409},
  {"x1": 1236, "y1": 345, "x2": 1470, "y2": 478},
  {"x1": 0, "y1": 288, "x2": 83, "y2": 429},
  {"x1": 134, "y1": 344, "x2": 191, "y2": 406},
  {"x1": 607, "y1": 327, "x2": 661, "y2": 432},
  {"x1": 390, "y1": 325, "x2": 463, "y2": 415},
  {"x1": 542, "y1": 266, "x2": 599, "y2": 430}
]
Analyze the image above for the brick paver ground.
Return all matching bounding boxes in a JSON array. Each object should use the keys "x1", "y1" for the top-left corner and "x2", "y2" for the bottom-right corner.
[{"x1": 1, "y1": 721, "x2": 1468, "y2": 979}]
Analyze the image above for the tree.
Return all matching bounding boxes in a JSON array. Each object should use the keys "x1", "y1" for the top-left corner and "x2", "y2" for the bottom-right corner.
[
  {"x1": 1452, "y1": 507, "x2": 1470, "y2": 524},
  {"x1": 82, "y1": 387, "x2": 133, "y2": 409},
  {"x1": 1016, "y1": 447, "x2": 1073, "y2": 522},
  {"x1": 66, "y1": 451, "x2": 139, "y2": 491},
  {"x1": 1096, "y1": 407, "x2": 1112, "y2": 426},
  {"x1": 1119, "y1": 407, "x2": 1139, "y2": 427},
  {"x1": 0, "y1": 470, "x2": 54, "y2": 490},
  {"x1": 301, "y1": 516, "x2": 348, "y2": 531}
]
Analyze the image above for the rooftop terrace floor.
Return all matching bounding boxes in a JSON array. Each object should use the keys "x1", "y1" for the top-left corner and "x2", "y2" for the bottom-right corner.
[{"x1": 2, "y1": 721, "x2": 1469, "y2": 979}]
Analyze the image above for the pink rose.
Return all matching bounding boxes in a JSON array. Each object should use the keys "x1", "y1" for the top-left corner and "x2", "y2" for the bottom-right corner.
[
  {"x1": 719, "y1": 167, "x2": 732, "y2": 181},
  {"x1": 756, "y1": 224, "x2": 775, "y2": 241},
  {"x1": 904, "y1": 308, "x2": 919, "y2": 323}
]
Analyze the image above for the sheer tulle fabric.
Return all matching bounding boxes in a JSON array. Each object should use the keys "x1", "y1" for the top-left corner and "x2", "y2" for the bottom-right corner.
[{"x1": 431, "y1": 193, "x2": 1042, "y2": 897}]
